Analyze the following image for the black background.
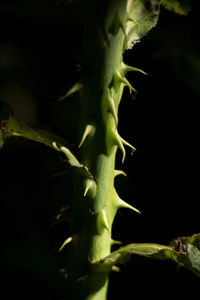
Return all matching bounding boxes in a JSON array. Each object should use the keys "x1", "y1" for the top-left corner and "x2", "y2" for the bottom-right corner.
[{"x1": 0, "y1": 0, "x2": 200, "y2": 299}]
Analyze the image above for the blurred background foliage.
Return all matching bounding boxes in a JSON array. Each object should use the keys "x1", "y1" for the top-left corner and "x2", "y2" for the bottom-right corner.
[{"x1": 0, "y1": 0, "x2": 199, "y2": 299}]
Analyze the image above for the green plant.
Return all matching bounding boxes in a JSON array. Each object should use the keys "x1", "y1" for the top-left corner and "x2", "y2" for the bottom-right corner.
[{"x1": 0, "y1": 0, "x2": 199, "y2": 299}]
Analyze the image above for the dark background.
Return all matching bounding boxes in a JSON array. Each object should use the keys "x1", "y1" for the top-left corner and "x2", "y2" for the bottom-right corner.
[{"x1": 0, "y1": 0, "x2": 199, "y2": 299}]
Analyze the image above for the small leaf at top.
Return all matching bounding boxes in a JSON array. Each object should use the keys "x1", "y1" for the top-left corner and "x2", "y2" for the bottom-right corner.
[{"x1": 125, "y1": 0, "x2": 160, "y2": 50}]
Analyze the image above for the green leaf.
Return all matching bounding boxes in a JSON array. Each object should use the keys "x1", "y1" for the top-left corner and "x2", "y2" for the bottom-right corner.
[
  {"x1": 187, "y1": 244, "x2": 200, "y2": 275},
  {"x1": 99, "y1": 243, "x2": 176, "y2": 269},
  {"x1": 125, "y1": 0, "x2": 160, "y2": 50},
  {"x1": 0, "y1": 100, "x2": 92, "y2": 178},
  {"x1": 161, "y1": 0, "x2": 191, "y2": 15},
  {"x1": 94, "y1": 233, "x2": 200, "y2": 278},
  {"x1": 169, "y1": 233, "x2": 200, "y2": 277}
]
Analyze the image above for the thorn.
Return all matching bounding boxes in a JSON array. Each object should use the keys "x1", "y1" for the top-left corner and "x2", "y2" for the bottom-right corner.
[
  {"x1": 123, "y1": 77, "x2": 136, "y2": 94},
  {"x1": 52, "y1": 141, "x2": 59, "y2": 151},
  {"x1": 107, "y1": 92, "x2": 118, "y2": 125},
  {"x1": 78, "y1": 124, "x2": 95, "y2": 148},
  {"x1": 121, "y1": 137, "x2": 136, "y2": 152},
  {"x1": 111, "y1": 239, "x2": 122, "y2": 246},
  {"x1": 112, "y1": 130, "x2": 126, "y2": 163},
  {"x1": 115, "y1": 12, "x2": 126, "y2": 36},
  {"x1": 102, "y1": 90, "x2": 118, "y2": 125},
  {"x1": 83, "y1": 183, "x2": 90, "y2": 197},
  {"x1": 112, "y1": 131, "x2": 136, "y2": 163},
  {"x1": 112, "y1": 266, "x2": 120, "y2": 272},
  {"x1": 121, "y1": 62, "x2": 147, "y2": 76},
  {"x1": 83, "y1": 178, "x2": 97, "y2": 198},
  {"x1": 97, "y1": 210, "x2": 110, "y2": 233},
  {"x1": 106, "y1": 11, "x2": 126, "y2": 38},
  {"x1": 59, "y1": 82, "x2": 83, "y2": 101},
  {"x1": 114, "y1": 170, "x2": 127, "y2": 178},
  {"x1": 117, "y1": 196, "x2": 141, "y2": 214},
  {"x1": 116, "y1": 71, "x2": 136, "y2": 94},
  {"x1": 59, "y1": 237, "x2": 72, "y2": 251},
  {"x1": 101, "y1": 210, "x2": 110, "y2": 232}
]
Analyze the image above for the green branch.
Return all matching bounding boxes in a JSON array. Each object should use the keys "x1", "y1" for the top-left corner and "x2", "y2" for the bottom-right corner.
[
  {"x1": 93, "y1": 233, "x2": 200, "y2": 278},
  {"x1": 0, "y1": 100, "x2": 92, "y2": 179}
]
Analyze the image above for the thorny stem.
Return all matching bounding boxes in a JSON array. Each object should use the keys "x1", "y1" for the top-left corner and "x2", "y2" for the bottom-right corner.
[{"x1": 66, "y1": 1, "x2": 130, "y2": 299}]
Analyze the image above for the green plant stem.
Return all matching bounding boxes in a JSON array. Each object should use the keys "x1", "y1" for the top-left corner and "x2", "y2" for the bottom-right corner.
[{"x1": 66, "y1": 1, "x2": 128, "y2": 299}]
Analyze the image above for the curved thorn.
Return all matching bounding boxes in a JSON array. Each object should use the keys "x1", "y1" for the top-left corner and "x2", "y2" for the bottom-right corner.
[
  {"x1": 129, "y1": 66, "x2": 147, "y2": 75},
  {"x1": 52, "y1": 141, "x2": 59, "y2": 151},
  {"x1": 121, "y1": 137, "x2": 136, "y2": 151},
  {"x1": 116, "y1": 71, "x2": 136, "y2": 94},
  {"x1": 78, "y1": 124, "x2": 95, "y2": 148},
  {"x1": 121, "y1": 62, "x2": 147, "y2": 75},
  {"x1": 59, "y1": 82, "x2": 83, "y2": 101},
  {"x1": 59, "y1": 237, "x2": 72, "y2": 251},
  {"x1": 114, "y1": 169, "x2": 127, "y2": 178},
  {"x1": 113, "y1": 130, "x2": 126, "y2": 163},
  {"x1": 123, "y1": 77, "x2": 136, "y2": 94},
  {"x1": 107, "y1": 93, "x2": 118, "y2": 125}
]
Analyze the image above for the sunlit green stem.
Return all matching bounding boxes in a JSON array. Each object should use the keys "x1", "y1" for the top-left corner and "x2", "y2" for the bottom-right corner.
[{"x1": 66, "y1": 0, "x2": 128, "y2": 299}]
